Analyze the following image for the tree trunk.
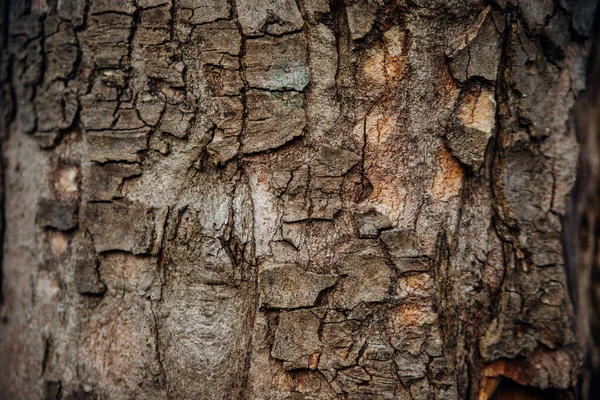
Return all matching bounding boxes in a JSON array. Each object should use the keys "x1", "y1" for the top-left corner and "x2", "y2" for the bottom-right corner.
[{"x1": 0, "y1": 0, "x2": 598, "y2": 399}]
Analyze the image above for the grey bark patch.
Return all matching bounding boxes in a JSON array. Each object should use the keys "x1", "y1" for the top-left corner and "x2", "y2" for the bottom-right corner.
[
  {"x1": 206, "y1": 130, "x2": 240, "y2": 166},
  {"x1": 236, "y1": 0, "x2": 304, "y2": 36},
  {"x1": 245, "y1": 34, "x2": 310, "y2": 91},
  {"x1": 113, "y1": 109, "x2": 145, "y2": 131},
  {"x1": 381, "y1": 229, "x2": 427, "y2": 259},
  {"x1": 312, "y1": 146, "x2": 361, "y2": 176},
  {"x1": 158, "y1": 105, "x2": 194, "y2": 139},
  {"x1": 208, "y1": 96, "x2": 243, "y2": 137},
  {"x1": 395, "y1": 351, "x2": 428, "y2": 381},
  {"x1": 519, "y1": 0, "x2": 554, "y2": 31},
  {"x1": 178, "y1": 0, "x2": 230, "y2": 25},
  {"x1": 80, "y1": 97, "x2": 118, "y2": 131},
  {"x1": 89, "y1": 0, "x2": 135, "y2": 15},
  {"x1": 37, "y1": 198, "x2": 78, "y2": 231},
  {"x1": 331, "y1": 241, "x2": 394, "y2": 309},
  {"x1": 82, "y1": 13, "x2": 132, "y2": 68},
  {"x1": 136, "y1": 92, "x2": 166, "y2": 127},
  {"x1": 35, "y1": 85, "x2": 78, "y2": 132},
  {"x1": 85, "y1": 163, "x2": 142, "y2": 201},
  {"x1": 259, "y1": 262, "x2": 337, "y2": 309},
  {"x1": 272, "y1": 309, "x2": 321, "y2": 369},
  {"x1": 346, "y1": 0, "x2": 378, "y2": 40},
  {"x1": 84, "y1": 202, "x2": 162, "y2": 255},
  {"x1": 243, "y1": 90, "x2": 306, "y2": 154},
  {"x1": 86, "y1": 129, "x2": 149, "y2": 163},
  {"x1": 74, "y1": 260, "x2": 106, "y2": 295},
  {"x1": 353, "y1": 210, "x2": 392, "y2": 238},
  {"x1": 45, "y1": 26, "x2": 78, "y2": 81},
  {"x1": 196, "y1": 20, "x2": 241, "y2": 56},
  {"x1": 450, "y1": 7, "x2": 504, "y2": 82},
  {"x1": 140, "y1": 5, "x2": 171, "y2": 29},
  {"x1": 57, "y1": 0, "x2": 86, "y2": 27}
]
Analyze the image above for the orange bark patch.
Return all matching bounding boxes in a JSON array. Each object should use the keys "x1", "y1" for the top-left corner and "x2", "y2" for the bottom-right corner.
[
  {"x1": 49, "y1": 231, "x2": 69, "y2": 255},
  {"x1": 35, "y1": 272, "x2": 60, "y2": 302},
  {"x1": 457, "y1": 87, "x2": 496, "y2": 134},
  {"x1": 482, "y1": 359, "x2": 508, "y2": 378},
  {"x1": 367, "y1": 181, "x2": 404, "y2": 220},
  {"x1": 308, "y1": 353, "x2": 319, "y2": 369},
  {"x1": 366, "y1": 111, "x2": 396, "y2": 144},
  {"x1": 385, "y1": 57, "x2": 407, "y2": 81},
  {"x1": 480, "y1": 347, "x2": 574, "y2": 392},
  {"x1": 258, "y1": 170, "x2": 268, "y2": 184},
  {"x1": 390, "y1": 303, "x2": 437, "y2": 328},
  {"x1": 362, "y1": 111, "x2": 405, "y2": 220},
  {"x1": 286, "y1": 369, "x2": 332, "y2": 395},
  {"x1": 478, "y1": 375, "x2": 501, "y2": 400},
  {"x1": 404, "y1": 273, "x2": 432, "y2": 291},
  {"x1": 360, "y1": 30, "x2": 408, "y2": 91},
  {"x1": 429, "y1": 149, "x2": 464, "y2": 201},
  {"x1": 383, "y1": 26, "x2": 406, "y2": 58},
  {"x1": 362, "y1": 48, "x2": 387, "y2": 87},
  {"x1": 481, "y1": 359, "x2": 535, "y2": 389},
  {"x1": 398, "y1": 273, "x2": 433, "y2": 298},
  {"x1": 383, "y1": 26, "x2": 408, "y2": 81},
  {"x1": 55, "y1": 166, "x2": 79, "y2": 196}
]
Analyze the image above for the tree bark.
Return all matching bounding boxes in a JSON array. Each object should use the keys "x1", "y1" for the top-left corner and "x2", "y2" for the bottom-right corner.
[{"x1": 0, "y1": 0, "x2": 598, "y2": 399}]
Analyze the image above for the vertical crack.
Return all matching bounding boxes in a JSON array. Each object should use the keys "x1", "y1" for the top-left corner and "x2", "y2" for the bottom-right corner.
[{"x1": 229, "y1": 0, "x2": 248, "y2": 154}]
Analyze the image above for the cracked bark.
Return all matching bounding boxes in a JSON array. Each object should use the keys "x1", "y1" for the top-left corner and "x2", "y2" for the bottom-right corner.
[{"x1": 0, "y1": 0, "x2": 598, "y2": 399}]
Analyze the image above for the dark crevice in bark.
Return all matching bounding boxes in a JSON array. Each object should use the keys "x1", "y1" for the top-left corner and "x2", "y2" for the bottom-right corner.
[
  {"x1": 492, "y1": 378, "x2": 573, "y2": 400},
  {"x1": 149, "y1": 205, "x2": 172, "y2": 396},
  {"x1": 238, "y1": 173, "x2": 259, "y2": 400}
]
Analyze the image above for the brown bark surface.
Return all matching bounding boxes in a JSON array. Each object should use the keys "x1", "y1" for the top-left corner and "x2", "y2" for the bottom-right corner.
[{"x1": 0, "y1": 0, "x2": 598, "y2": 399}]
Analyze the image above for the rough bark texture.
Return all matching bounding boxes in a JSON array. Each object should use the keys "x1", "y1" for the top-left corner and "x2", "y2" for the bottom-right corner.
[{"x1": 0, "y1": 0, "x2": 597, "y2": 399}]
